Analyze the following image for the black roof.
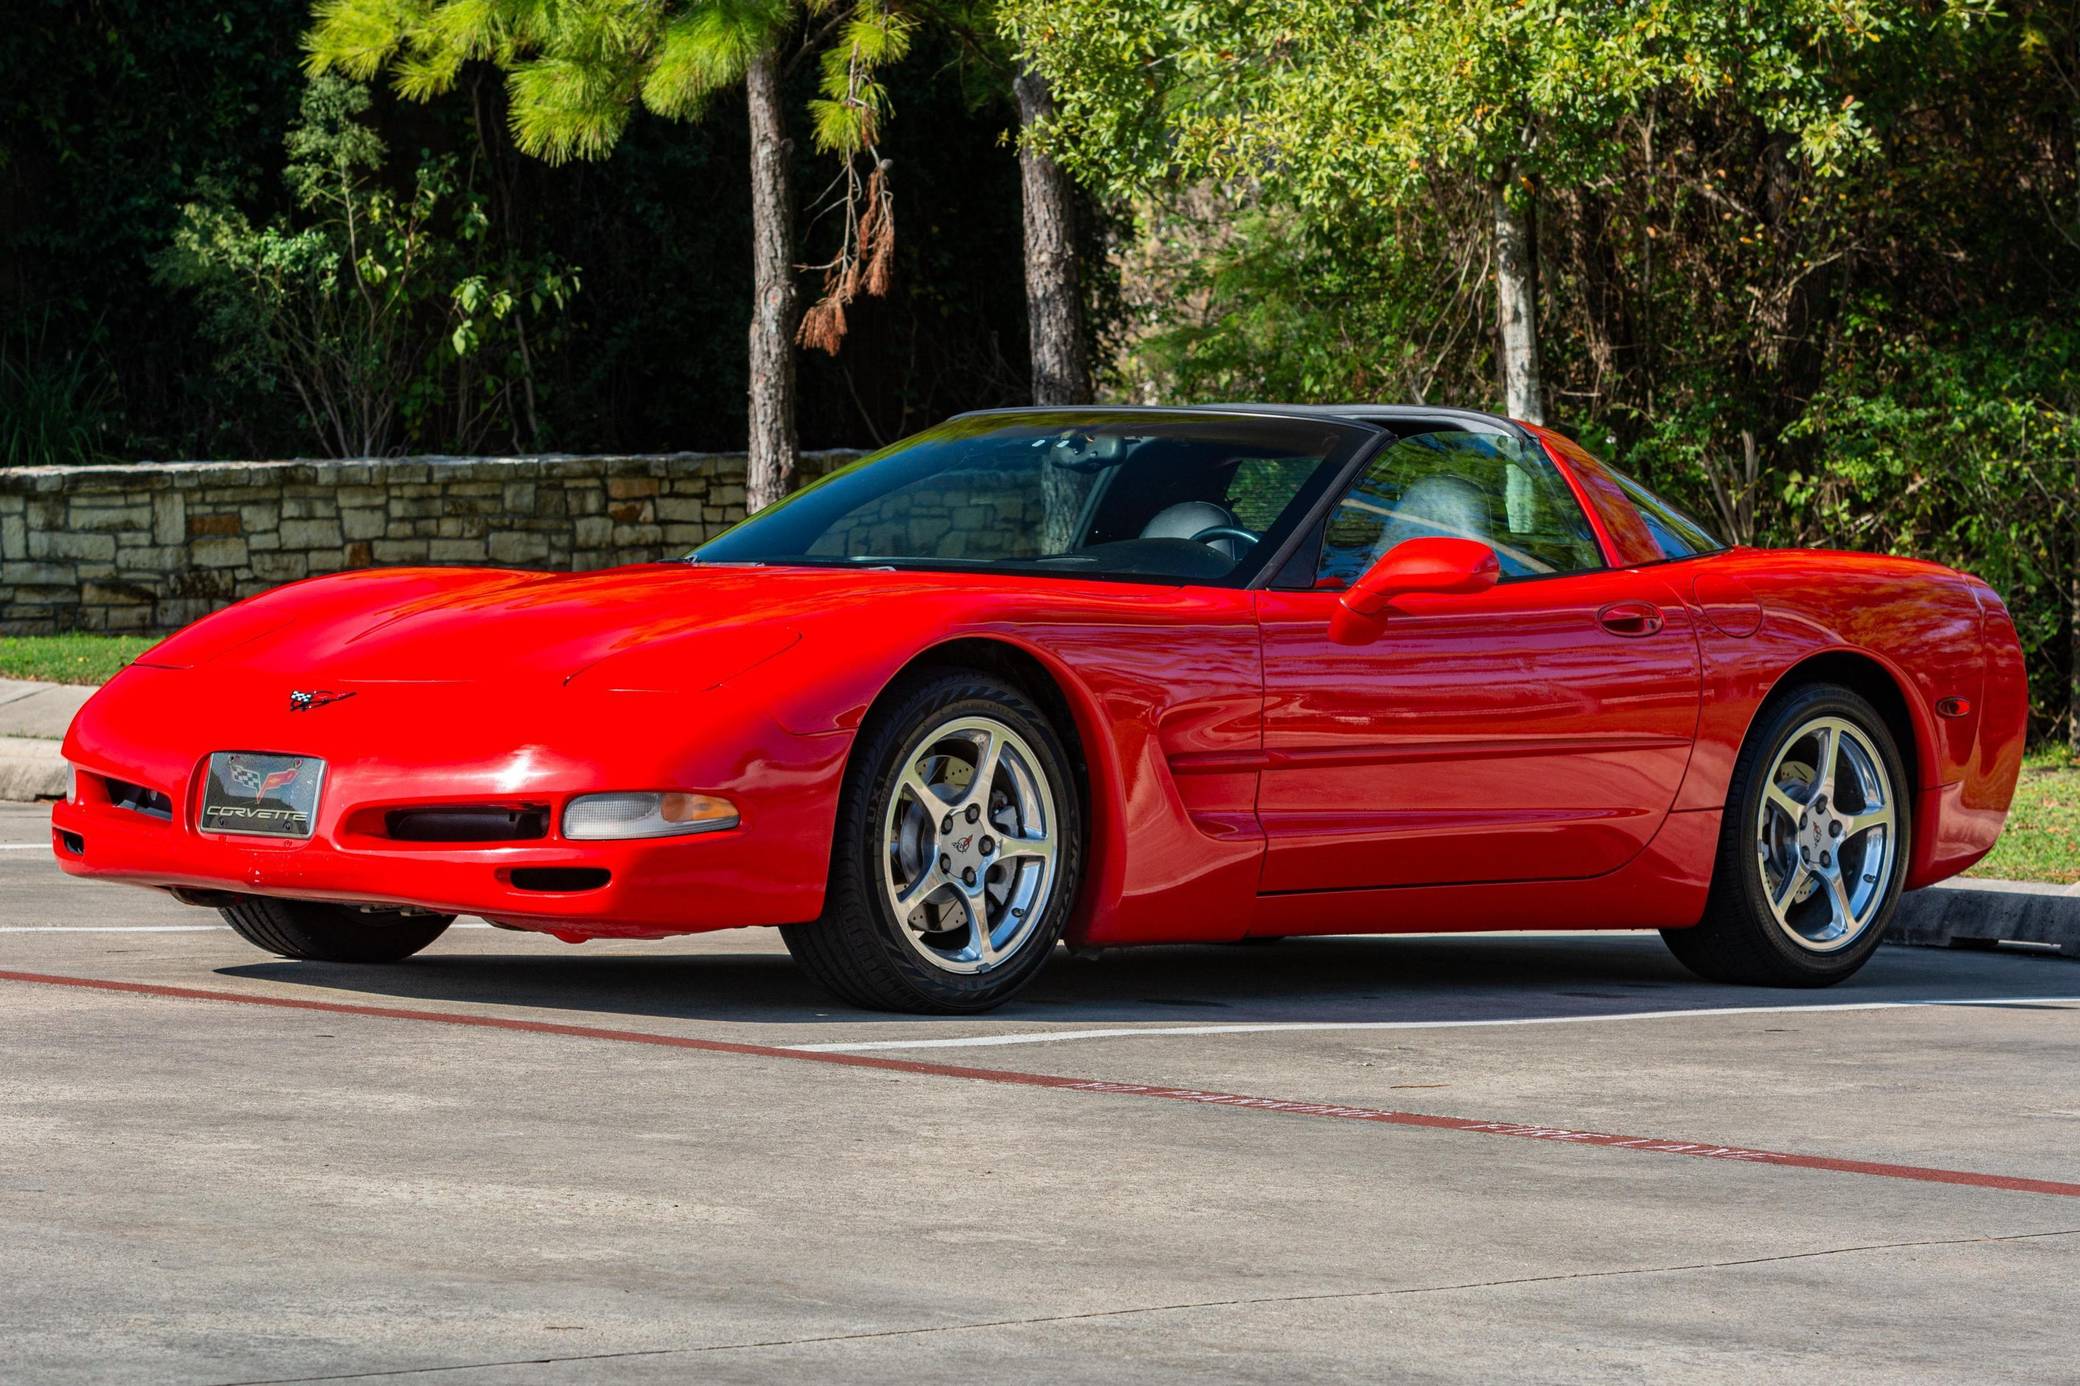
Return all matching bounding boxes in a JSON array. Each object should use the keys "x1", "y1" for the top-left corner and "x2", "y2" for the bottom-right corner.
[
  {"x1": 952, "y1": 402, "x2": 1529, "y2": 440},
  {"x1": 1187, "y1": 403, "x2": 1528, "y2": 438}
]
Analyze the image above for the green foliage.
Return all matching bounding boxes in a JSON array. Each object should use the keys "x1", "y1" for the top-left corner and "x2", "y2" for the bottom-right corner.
[
  {"x1": 2, "y1": 1, "x2": 1033, "y2": 459},
  {"x1": 1109, "y1": 188, "x2": 1484, "y2": 404},
  {"x1": 808, "y1": 4, "x2": 915, "y2": 154},
  {"x1": 153, "y1": 75, "x2": 578, "y2": 457},
  {"x1": 0, "y1": 314, "x2": 117, "y2": 468},
  {"x1": 1778, "y1": 318, "x2": 2079, "y2": 726},
  {"x1": 1003, "y1": 0, "x2": 1962, "y2": 208},
  {"x1": 652, "y1": 0, "x2": 808, "y2": 120},
  {"x1": 306, "y1": 0, "x2": 798, "y2": 163},
  {"x1": 306, "y1": 0, "x2": 912, "y2": 354}
]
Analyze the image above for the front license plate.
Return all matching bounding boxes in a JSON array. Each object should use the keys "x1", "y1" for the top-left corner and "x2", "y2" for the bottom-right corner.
[{"x1": 199, "y1": 752, "x2": 326, "y2": 839}]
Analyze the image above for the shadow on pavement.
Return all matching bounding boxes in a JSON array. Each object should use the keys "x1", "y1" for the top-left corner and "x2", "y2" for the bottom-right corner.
[{"x1": 214, "y1": 929, "x2": 2080, "y2": 1031}]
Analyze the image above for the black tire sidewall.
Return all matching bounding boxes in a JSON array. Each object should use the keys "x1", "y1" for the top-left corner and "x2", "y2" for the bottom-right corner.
[
  {"x1": 1727, "y1": 685, "x2": 1911, "y2": 982},
  {"x1": 842, "y1": 673, "x2": 1084, "y2": 1010},
  {"x1": 220, "y1": 897, "x2": 452, "y2": 963}
]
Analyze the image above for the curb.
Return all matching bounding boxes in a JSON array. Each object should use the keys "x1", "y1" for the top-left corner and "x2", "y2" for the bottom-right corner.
[
  {"x1": 0, "y1": 678, "x2": 95, "y2": 740},
  {"x1": 1887, "y1": 878, "x2": 2080, "y2": 958},
  {"x1": 0, "y1": 679, "x2": 89, "y2": 803},
  {"x1": 0, "y1": 736, "x2": 65, "y2": 802}
]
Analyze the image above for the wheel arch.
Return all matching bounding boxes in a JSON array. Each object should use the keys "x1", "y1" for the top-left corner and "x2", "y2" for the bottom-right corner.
[
  {"x1": 1665, "y1": 648, "x2": 1927, "y2": 985},
  {"x1": 845, "y1": 635, "x2": 1126, "y2": 939},
  {"x1": 1753, "y1": 649, "x2": 1932, "y2": 798}
]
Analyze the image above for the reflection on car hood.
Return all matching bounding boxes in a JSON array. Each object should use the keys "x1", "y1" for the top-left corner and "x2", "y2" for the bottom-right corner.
[{"x1": 142, "y1": 563, "x2": 1043, "y2": 685}]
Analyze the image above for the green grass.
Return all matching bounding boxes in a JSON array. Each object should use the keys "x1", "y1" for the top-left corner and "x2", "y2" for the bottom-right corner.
[
  {"x1": 1970, "y1": 747, "x2": 2080, "y2": 885},
  {"x1": 0, "y1": 633, "x2": 155, "y2": 685}
]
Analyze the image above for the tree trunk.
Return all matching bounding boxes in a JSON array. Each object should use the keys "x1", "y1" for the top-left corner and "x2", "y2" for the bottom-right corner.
[
  {"x1": 745, "y1": 50, "x2": 799, "y2": 514},
  {"x1": 1015, "y1": 70, "x2": 1091, "y2": 553},
  {"x1": 1490, "y1": 176, "x2": 1545, "y2": 425},
  {"x1": 1015, "y1": 71, "x2": 1091, "y2": 409}
]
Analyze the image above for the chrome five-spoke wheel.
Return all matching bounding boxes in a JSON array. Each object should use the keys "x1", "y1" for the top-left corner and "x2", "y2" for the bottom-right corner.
[
  {"x1": 1755, "y1": 715, "x2": 1898, "y2": 954},
  {"x1": 883, "y1": 714, "x2": 1061, "y2": 975},
  {"x1": 1663, "y1": 682, "x2": 1910, "y2": 987},
  {"x1": 782, "y1": 670, "x2": 1083, "y2": 1013}
]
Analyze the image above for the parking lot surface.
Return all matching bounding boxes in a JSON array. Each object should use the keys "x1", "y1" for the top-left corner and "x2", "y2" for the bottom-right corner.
[{"x1": 3, "y1": 800, "x2": 2077, "y2": 1384}]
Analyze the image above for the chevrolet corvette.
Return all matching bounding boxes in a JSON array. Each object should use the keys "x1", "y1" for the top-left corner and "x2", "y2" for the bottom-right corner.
[{"x1": 53, "y1": 406, "x2": 2027, "y2": 1012}]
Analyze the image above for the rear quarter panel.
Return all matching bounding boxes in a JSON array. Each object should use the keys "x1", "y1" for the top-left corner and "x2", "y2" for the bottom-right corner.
[{"x1": 1671, "y1": 548, "x2": 2022, "y2": 885}]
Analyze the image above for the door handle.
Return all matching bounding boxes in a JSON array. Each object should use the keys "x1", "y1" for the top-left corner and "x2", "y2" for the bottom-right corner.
[{"x1": 1597, "y1": 601, "x2": 1664, "y2": 637}]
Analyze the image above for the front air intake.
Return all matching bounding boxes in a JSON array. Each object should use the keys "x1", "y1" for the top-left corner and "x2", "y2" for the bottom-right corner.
[
  {"x1": 509, "y1": 867, "x2": 611, "y2": 893},
  {"x1": 386, "y1": 805, "x2": 550, "y2": 843},
  {"x1": 103, "y1": 777, "x2": 173, "y2": 821}
]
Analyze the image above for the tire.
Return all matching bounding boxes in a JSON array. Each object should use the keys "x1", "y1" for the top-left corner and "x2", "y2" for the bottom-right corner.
[
  {"x1": 782, "y1": 668, "x2": 1085, "y2": 1013},
  {"x1": 220, "y1": 896, "x2": 454, "y2": 963},
  {"x1": 1662, "y1": 682, "x2": 1911, "y2": 987}
]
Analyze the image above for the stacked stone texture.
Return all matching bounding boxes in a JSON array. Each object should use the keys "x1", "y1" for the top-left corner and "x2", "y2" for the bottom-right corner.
[{"x1": 0, "y1": 452, "x2": 853, "y2": 636}]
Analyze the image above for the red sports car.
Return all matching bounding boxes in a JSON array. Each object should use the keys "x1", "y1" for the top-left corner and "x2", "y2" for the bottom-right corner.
[{"x1": 54, "y1": 407, "x2": 2026, "y2": 1012}]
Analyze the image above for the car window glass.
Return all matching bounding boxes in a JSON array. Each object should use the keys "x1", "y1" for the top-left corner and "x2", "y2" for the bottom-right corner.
[
  {"x1": 1314, "y1": 431, "x2": 1603, "y2": 585},
  {"x1": 804, "y1": 446, "x2": 1084, "y2": 563},
  {"x1": 1603, "y1": 465, "x2": 1724, "y2": 558},
  {"x1": 1225, "y1": 457, "x2": 1322, "y2": 530},
  {"x1": 697, "y1": 412, "x2": 1375, "y2": 586}
]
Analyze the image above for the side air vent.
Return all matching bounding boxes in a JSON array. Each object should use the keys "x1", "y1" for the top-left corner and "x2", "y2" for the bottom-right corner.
[
  {"x1": 386, "y1": 805, "x2": 550, "y2": 843},
  {"x1": 509, "y1": 867, "x2": 611, "y2": 893},
  {"x1": 104, "y1": 777, "x2": 174, "y2": 821}
]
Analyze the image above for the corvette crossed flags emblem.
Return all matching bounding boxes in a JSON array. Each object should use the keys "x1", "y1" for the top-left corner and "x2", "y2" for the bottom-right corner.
[{"x1": 288, "y1": 689, "x2": 355, "y2": 713}]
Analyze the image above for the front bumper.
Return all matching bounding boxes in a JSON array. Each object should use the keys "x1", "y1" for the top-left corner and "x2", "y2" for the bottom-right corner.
[
  {"x1": 53, "y1": 668, "x2": 853, "y2": 938},
  {"x1": 52, "y1": 798, "x2": 816, "y2": 938}
]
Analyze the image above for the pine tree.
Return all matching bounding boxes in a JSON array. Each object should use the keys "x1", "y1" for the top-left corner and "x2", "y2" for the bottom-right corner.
[{"x1": 308, "y1": 0, "x2": 825, "y2": 508}]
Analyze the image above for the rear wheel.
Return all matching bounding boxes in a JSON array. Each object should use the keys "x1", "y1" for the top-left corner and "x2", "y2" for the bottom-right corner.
[
  {"x1": 219, "y1": 897, "x2": 453, "y2": 963},
  {"x1": 1662, "y1": 683, "x2": 1909, "y2": 986},
  {"x1": 782, "y1": 670, "x2": 1083, "y2": 1013}
]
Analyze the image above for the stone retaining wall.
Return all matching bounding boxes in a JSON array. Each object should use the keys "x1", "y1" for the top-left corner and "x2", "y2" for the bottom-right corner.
[{"x1": 0, "y1": 451, "x2": 856, "y2": 636}]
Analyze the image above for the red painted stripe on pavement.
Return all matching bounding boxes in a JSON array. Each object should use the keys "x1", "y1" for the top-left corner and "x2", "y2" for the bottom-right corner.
[{"x1": 6, "y1": 966, "x2": 2078, "y2": 1201}]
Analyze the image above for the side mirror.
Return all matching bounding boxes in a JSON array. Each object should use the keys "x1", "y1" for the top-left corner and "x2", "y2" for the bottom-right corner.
[{"x1": 1331, "y1": 537, "x2": 1499, "y2": 642}]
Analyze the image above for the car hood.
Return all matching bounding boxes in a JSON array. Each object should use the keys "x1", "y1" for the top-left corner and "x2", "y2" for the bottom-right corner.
[{"x1": 139, "y1": 563, "x2": 920, "y2": 687}]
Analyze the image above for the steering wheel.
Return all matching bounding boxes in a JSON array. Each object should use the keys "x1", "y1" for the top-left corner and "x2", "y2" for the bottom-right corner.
[{"x1": 1189, "y1": 524, "x2": 1261, "y2": 550}]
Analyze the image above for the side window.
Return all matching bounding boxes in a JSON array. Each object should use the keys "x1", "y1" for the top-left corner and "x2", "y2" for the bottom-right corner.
[{"x1": 1314, "y1": 431, "x2": 1604, "y2": 586}]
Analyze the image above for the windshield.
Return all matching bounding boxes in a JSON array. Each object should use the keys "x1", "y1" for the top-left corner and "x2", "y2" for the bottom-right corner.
[{"x1": 692, "y1": 410, "x2": 1376, "y2": 585}]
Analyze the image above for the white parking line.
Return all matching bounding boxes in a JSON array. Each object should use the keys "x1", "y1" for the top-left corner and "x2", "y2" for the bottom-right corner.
[
  {"x1": 0, "y1": 844, "x2": 50, "y2": 851},
  {"x1": 0, "y1": 925, "x2": 225, "y2": 933},
  {"x1": 0, "y1": 922, "x2": 499, "y2": 933},
  {"x1": 784, "y1": 996, "x2": 2080, "y2": 1052}
]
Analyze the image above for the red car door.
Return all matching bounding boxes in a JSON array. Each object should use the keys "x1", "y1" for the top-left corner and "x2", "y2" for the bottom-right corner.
[{"x1": 1254, "y1": 430, "x2": 1702, "y2": 893}]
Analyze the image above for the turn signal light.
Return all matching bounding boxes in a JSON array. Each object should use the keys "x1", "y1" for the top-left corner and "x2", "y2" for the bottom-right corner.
[{"x1": 562, "y1": 792, "x2": 739, "y2": 840}]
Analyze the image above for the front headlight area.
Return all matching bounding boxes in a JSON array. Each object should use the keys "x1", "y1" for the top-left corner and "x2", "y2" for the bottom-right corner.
[
  {"x1": 562, "y1": 792, "x2": 739, "y2": 841},
  {"x1": 63, "y1": 761, "x2": 174, "y2": 820}
]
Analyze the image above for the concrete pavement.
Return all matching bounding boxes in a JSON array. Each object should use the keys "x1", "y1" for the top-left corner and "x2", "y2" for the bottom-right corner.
[
  {"x1": 0, "y1": 677, "x2": 93, "y2": 739},
  {"x1": 0, "y1": 678, "x2": 88, "y2": 802},
  {"x1": 2, "y1": 801, "x2": 2077, "y2": 1383}
]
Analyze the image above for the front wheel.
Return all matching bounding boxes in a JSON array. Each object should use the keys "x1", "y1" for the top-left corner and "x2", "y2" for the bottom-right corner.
[
  {"x1": 220, "y1": 896, "x2": 454, "y2": 963},
  {"x1": 1662, "y1": 683, "x2": 1910, "y2": 986},
  {"x1": 782, "y1": 670, "x2": 1084, "y2": 1013}
]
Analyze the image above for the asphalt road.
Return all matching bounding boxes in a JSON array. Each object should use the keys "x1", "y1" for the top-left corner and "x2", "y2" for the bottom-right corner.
[{"x1": 3, "y1": 800, "x2": 2077, "y2": 1384}]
